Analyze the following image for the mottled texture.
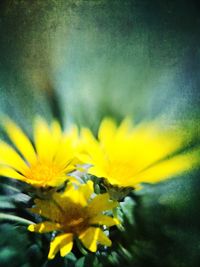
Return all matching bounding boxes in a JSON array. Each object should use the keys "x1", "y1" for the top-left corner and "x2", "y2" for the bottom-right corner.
[{"x1": 0, "y1": 1, "x2": 200, "y2": 267}]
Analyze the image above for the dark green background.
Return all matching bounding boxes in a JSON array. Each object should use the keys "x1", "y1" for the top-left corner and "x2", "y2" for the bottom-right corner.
[{"x1": 0, "y1": 1, "x2": 199, "y2": 266}]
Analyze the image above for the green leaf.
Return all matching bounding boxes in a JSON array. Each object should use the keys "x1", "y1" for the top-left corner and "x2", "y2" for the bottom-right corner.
[
  {"x1": 0, "y1": 213, "x2": 34, "y2": 225},
  {"x1": 0, "y1": 196, "x2": 15, "y2": 209}
]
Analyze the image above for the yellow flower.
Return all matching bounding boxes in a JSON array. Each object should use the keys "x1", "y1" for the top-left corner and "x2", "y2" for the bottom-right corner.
[
  {"x1": 80, "y1": 117, "x2": 199, "y2": 189},
  {"x1": 28, "y1": 181, "x2": 118, "y2": 259},
  {"x1": 0, "y1": 117, "x2": 80, "y2": 188}
]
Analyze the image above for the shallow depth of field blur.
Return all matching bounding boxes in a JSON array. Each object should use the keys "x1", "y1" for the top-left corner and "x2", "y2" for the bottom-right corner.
[{"x1": 0, "y1": 1, "x2": 200, "y2": 267}]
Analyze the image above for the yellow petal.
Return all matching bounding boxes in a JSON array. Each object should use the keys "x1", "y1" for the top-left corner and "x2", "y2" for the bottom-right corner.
[
  {"x1": 78, "y1": 227, "x2": 98, "y2": 252},
  {"x1": 88, "y1": 193, "x2": 118, "y2": 215},
  {"x1": 116, "y1": 117, "x2": 133, "y2": 139},
  {"x1": 2, "y1": 118, "x2": 37, "y2": 164},
  {"x1": 53, "y1": 126, "x2": 80, "y2": 170},
  {"x1": 51, "y1": 120, "x2": 62, "y2": 140},
  {"x1": 88, "y1": 166, "x2": 108, "y2": 180},
  {"x1": 0, "y1": 141, "x2": 28, "y2": 173},
  {"x1": 126, "y1": 120, "x2": 186, "y2": 172},
  {"x1": 30, "y1": 198, "x2": 63, "y2": 221},
  {"x1": 81, "y1": 128, "x2": 96, "y2": 144},
  {"x1": 79, "y1": 180, "x2": 94, "y2": 201},
  {"x1": 96, "y1": 228, "x2": 112, "y2": 247},
  {"x1": 81, "y1": 128, "x2": 101, "y2": 155},
  {"x1": 60, "y1": 237, "x2": 73, "y2": 257},
  {"x1": 34, "y1": 117, "x2": 56, "y2": 161},
  {"x1": 132, "y1": 147, "x2": 200, "y2": 187},
  {"x1": 89, "y1": 214, "x2": 119, "y2": 227},
  {"x1": 0, "y1": 166, "x2": 25, "y2": 181},
  {"x1": 98, "y1": 118, "x2": 117, "y2": 143},
  {"x1": 48, "y1": 233, "x2": 73, "y2": 259},
  {"x1": 79, "y1": 227, "x2": 111, "y2": 252},
  {"x1": 61, "y1": 182, "x2": 93, "y2": 207},
  {"x1": 45, "y1": 173, "x2": 70, "y2": 188},
  {"x1": 28, "y1": 221, "x2": 61, "y2": 233},
  {"x1": 80, "y1": 128, "x2": 108, "y2": 170},
  {"x1": 65, "y1": 187, "x2": 87, "y2": 207},
  {"x1": 67, "y1": 125, "x2": 79, "y2": 145},
  {"x1": 34, "y1": 117, "x2": 78, "y2": 171}
]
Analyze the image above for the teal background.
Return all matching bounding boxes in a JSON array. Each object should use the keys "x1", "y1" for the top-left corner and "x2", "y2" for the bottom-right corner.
[{"x1": 0, "y1": 1, "x2": 200, "y2": 266}]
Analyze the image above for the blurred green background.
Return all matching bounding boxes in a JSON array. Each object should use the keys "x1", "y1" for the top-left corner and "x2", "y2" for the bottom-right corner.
[{"x1": 0, "y1": 1, "x2": 200, "y2": 266}]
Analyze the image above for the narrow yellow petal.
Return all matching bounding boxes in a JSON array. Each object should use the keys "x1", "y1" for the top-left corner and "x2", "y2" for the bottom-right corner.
[
  {"x1": 81, "y1": 128, "x2": 107, "y2": 167},
  {"x1": 28, "y1": 222, "x2": 61, "y2": 233},
  {"x1": 132, "y1": 148, "x2": 200, "y2": 187},
  {"x1": 3, "y1": 118, "x2": 37, "y2": 163},
  {"x1": 88, "y1": 166, "x2": 108, "y2": 180},
  {"x1": 88, "y1": 193, "x2": 118, "y2": 215},
  {"x1": 81, "y1": 128, "x2": 96, "y2": 144},
  {"x1": 53, "y1": 126, "x2": 80, "y2": 170},
  {"x1": 98, "y1": 118, "x2": 117, "y2": 143},
  {"x1": 66, "y1": 187, "x2": 87, "y2": 206},
  {"x1": 79, "y1": 180, "x2": 94, "y2": 201},
  {"x1": 45, "y1": 173, "x2": 69, "y2": 188},
  {"x1": 60, "y1": 182, "x2": 93, "y2": 207},
  {"x1": 34, "y1": 117, "x2": 55, "y2": 160},
  {"x1": 78, "y1": 227, "x2": 99, "y2": 252},
  {"x1": 116, "y1": 117, "x2": 133, "y2": 139},
  {"x1": 60, "y1": 236, "x2": 73, "y2": 257},
  {"x1": 96, "y1": 228, "x2": 112, "y2": 247},
  {"x1": 51, "y1": 120, "x2": 62, "y2": 140},
  {"x1": 48, "y1": 233, "x2": 73, "y2": 260},
  {"x1": 81, "y1": 128, "x2": 103, "y2": 155},
  {"x1": 79, "y1": 227, "x2": 111, "y2": 252},
  {"x1": 65, "y1": 125, "x2": 79, "y2": 143},
  {"x1": 126, "y1": 120, "x2": 186, "y2": 172},
  {"x1": 30, "y1": 198, "x2": 63, "y2": 221},
  {"x1": 89, "y1": 214, "x2": 119, "y2": 227},
  {"x1": 0, "y1": 141, "x2": 28, "y2": 173},
  {"x1": 0, "y1": 166, "x2": 25, "y2": 181}
]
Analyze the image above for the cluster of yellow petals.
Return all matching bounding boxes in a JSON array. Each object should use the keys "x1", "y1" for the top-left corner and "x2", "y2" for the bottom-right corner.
[
  {"x1": 80, "y1": 118, "x2": 199, "y2": 188},
  {"x1": 0, "y1": 116, "x2": 199, "y2": 260},
  {"x1": 28, "y1": 181, "x2": 118, "y2": 259},
  {"x1": 0, "y1": 117, "x2": 80, "y2": 187},
  {"x1": 0, "y1": 116, "x2": 199, "y2": 190}
]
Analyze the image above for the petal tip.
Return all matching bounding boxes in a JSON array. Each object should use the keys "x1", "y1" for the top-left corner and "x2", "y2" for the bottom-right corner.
[{"x1": 28, "y1": 224, "x2": 35, "y2": 232}]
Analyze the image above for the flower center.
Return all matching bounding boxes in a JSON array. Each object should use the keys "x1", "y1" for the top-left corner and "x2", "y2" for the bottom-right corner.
[
  {"x1": 25, "y1": 161, "x2": 62, "y2": 185},
  {"x1": 62, "y1": 204, "x2": 89, "y2": 233}
]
